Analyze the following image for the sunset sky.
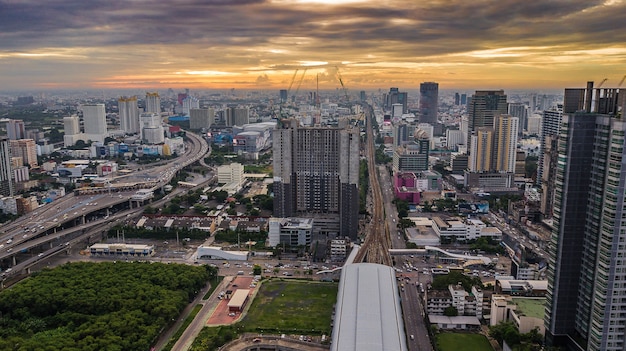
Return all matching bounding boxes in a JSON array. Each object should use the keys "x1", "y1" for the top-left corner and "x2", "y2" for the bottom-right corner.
[{"x1": 1, "y1": 0, "x2": 626, "y2": 91}]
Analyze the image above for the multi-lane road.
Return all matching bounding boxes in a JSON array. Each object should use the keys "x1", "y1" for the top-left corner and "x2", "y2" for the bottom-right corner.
[{"x1": 1, "y1": 131, "x2": 210, "y2": 281}]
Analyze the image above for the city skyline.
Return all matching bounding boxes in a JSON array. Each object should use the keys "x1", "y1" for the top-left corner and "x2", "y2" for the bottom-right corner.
[{"x1": 1, "y1": 0, "x2": 626, "y2": 91}]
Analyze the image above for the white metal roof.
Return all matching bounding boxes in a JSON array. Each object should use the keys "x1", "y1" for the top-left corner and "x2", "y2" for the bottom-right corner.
[
  {"x1": 227, "y1": 289, "x2": 250, "y2": 308},
  {"x1": 428, "y1": 315, "x2": 481, "y2": 326},
  {"x1": 331, "y1": 263, "x2": 407, "y2": 351}
]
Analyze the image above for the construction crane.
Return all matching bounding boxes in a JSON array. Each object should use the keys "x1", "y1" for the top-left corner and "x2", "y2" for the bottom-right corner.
[
  {"x1": 293, "y1": 68, "x2": 308, "y2": 99},
  {"x1": 618, "y1": 75, "x2": 626, "y2": 88},
  {"x1": 278, "y1": 69, "x2": 300, "y2": 119},
  {"x1": 335, "y1": 66, "x2": 349, "y2": 101},
  {"x1": 598, "y1": 78, "x2": 608, "y2": 88}
]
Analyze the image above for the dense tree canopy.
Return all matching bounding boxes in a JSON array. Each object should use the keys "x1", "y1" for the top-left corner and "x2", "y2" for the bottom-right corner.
[
  {"x1": 0, "y1": 262, "x2": 213, "y2": 351},
  {"x1": 431, "y1": 271, "x2": 483, "y2": 292}
]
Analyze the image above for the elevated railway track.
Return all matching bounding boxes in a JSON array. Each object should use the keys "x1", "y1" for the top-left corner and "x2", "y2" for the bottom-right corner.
[{"x1": 354, "y1": 106, "x2": 392, "y2": 266}]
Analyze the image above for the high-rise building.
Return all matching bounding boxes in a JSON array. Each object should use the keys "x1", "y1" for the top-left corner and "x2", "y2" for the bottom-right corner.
[
  {"x1": 393, "y1": 122, "x2": 411, "y2": 146},
  {"x1": 226, "y1": 107, "x2": 249, "y2": 126},
  {"x1": 9, "y1": 139, "x2": 37, "y2": 168},
  {"x1": 145, "y1": 92, "x2": 161, "y2": 114},
  {"x1": 118, "y1": 96, "x2": 140, "y2": 134},
  {"x1": 0, "y1": 136, "x2": 14, "y2": 196},
  {"x1": 493, "y1": 114, "x2": 519, "y2": 173},
  {"x1": 140, "y1": 113, "x2": 164, "y2": 144},
  {"x1": 468, "y1": 114, "x2": 518, "y2": 173},
  {"x1": 454, "y1": 93, "x2": 460, "y2": 105},
  {"x1": 189, "y1": 108, "x2": 214, "y2": 130},
  {"x1": 545, "y1": 82, "x2": 626, "y2": 351},
  {"x1": 81, "y1": 104, "x2": 107, "y2": 143},
  {"x1": 273, "y1": 118, "x2": 360, "y2": 239},
  {"x1": 446, "y1": 129, "x2": 464, "y2": 151},
  {"x1": 537, "y1": 105, "x2": 563, "y2": 186},
  {"x1": 392, "y1": 130, "x2": 430, "y2": 173},
  {"x1": 469, "y1": 128, "x2": 494, "y2": 172},
  {"x1": 279, "y1": 89, "x2": 288, "y2": 103},
  {"x1": 392, "y1": 103, "x2": 404, "y2": 118},
  {"x1": 63, "y1": 115, "x2": 81, "y2": 147},
  {"x1": 508, "y1": 102, "x2": 528, "y2": 137},
  {"x1": 461, "y1": 94, "x2": 467, "y2": 105},
  {"x1": 360, "y1": 90, "x2": 366, "y2": 102},
  {"x1": 466, "y1": 90, "x2": 508, "y2": 150},
  {"x1": 419, "y1": 82, "x2": 439, "y2": 134},
  {"x1": 182, "y1": 96, "x2": 199, "y2": 115},
  {"x1": 384, "y1": 87, "x2": 408, "y2": 113},
  {"x1": 5, "y1": 119, "x2": 25, "y2": 140}
]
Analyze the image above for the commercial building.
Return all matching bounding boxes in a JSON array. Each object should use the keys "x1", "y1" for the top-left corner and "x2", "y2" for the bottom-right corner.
[
  {"x1": 331, "y1": 263, "x2": 407, "y2": 351},
  {"x1": 432, "y1": 216, "x2": 502, "y2": 242},
  {"x1": 384, "y1": 87, "x2": 408, "y2": 114},
  {"x1": 545, "y1": 82, "x2": 626, "y2": 351},
  {"x1": 118, "y1": 96, "x2": 140, "y2": 134},
  {"x1": 89, "y1": 243, "x2": 155, "y2": 257},
  {"x1": 392, "y1": 132, "x2": 430, "y2": 173},
  {"x1": 195, "y1": 246, "x2": 249, "y2": 261},
  {"x1": 0, "y1": 137, "x2": 14, "y2": 196},
  {"x1": 420, "y1": 82, "x2": 440, "y2": 134},
  {"x1": 268, "y1": 217, "x2": 313, "y2": 247},
  {"x1": 273, "y1": 118, "x2": 360, "y2": 239}
]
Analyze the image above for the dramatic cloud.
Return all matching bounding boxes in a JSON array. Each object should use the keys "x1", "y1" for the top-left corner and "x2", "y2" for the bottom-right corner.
[{"x1": 1, "y1": 0, "x2": 625, "y2": 90}]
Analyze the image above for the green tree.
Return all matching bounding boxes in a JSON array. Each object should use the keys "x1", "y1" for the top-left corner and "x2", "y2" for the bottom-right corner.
[
  {"x1": 443, "y1": 306, "x2": 458, "y2": 316},
  {"x1": 398, "y1": 218, "x2": 415, "y2": 229},
  {"x1": 252, "y1": 265, "x2": 262, "y2": 276}
]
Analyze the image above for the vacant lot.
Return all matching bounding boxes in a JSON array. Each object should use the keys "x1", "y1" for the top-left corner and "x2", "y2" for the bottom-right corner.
[
  {"x1": 436, "y1": 332, "x2": 493, "y2": 351},
  {"x1": 244, "y1": 279, "x2": 337, "y2": 335},
  {"x1": 189, "y1": 279, "x2": 337, "y2": 351}
]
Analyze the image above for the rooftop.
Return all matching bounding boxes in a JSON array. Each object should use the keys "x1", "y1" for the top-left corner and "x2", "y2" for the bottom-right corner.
[{"x1": 511, "y1": 297, "x2": 545, "y2": 319}]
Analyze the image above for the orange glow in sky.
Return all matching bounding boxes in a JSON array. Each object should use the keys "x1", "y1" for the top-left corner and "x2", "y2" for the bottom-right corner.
[{"x1": 1, "y1": 0, "x2": 625, "y2": 91}]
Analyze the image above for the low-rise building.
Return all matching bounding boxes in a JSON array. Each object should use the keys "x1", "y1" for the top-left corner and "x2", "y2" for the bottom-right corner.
[
  {"x1": 490, "y1": 295, "x2": 545, "y2": 335},
  {"x1": 268, "y1": 217, "x2": 313, "y2": 247},
  {"x1": 330, "y1": 239, "x2": 349, "y2": 260},
  {"x1": 426, "y1": 284, "x2": 483, "y2": 318},
  {"x1": 433, "y1": 216, "x2": 502, "y2": 242}
]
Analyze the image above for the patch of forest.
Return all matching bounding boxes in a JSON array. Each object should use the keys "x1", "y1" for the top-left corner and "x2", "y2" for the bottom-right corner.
[{"x1": 0, "y1": 261, "x2": 216, "y2": 351}]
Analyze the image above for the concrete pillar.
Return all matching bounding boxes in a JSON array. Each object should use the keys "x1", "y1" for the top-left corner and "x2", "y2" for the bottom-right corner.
[
  {"x1": 81, "y1": 215, "x2": 86, "y2": 224},
  {"x1": 12, "y1": 256, "x2": 16, "y2": 266},
  {"x1": 27, "y1": 267, "x2": 31, "y2": 274}
]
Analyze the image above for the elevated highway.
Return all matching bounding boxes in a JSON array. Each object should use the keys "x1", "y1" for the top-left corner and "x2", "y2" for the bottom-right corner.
[{"x1": 1, "y1": 130, "x2": 210, "y2": 281}]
